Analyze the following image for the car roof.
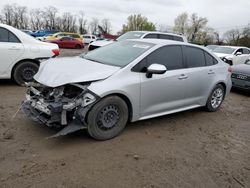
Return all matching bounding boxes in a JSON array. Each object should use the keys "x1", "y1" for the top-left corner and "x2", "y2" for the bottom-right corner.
[
  {"x1": 219, "y1": 45, "x2": 249, "y2": 49},
  {"x1": 129, "y1": 38, "x2": 192, "y2": 46},
  {"x1": 128, "y1": 31, "x2": 185, "y2": 38}
]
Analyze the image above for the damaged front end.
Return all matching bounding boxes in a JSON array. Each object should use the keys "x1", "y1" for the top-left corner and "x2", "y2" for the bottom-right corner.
[{"x1": 22, "y1": 82, "x2": 99, "y2": 137}]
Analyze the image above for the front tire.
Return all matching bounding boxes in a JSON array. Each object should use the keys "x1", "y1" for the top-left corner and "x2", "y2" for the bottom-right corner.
[
  {"x1": 13, "y1": 61, "x2": 39, "y2": 85},
  {"x1": 87, "y1": 96, "x2": 128, "y2": 140},
  {"x1": 205, "y1": 84, "x2": 225, "y2": 112}
]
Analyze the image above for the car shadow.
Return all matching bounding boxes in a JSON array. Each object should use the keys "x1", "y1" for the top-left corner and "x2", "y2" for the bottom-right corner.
[
  {"x1": 231, "y1": 88, "x2": 250, "y2": 96},
  {"x1": 0, "y1": 79, "x2": 16, "y2": 86}
]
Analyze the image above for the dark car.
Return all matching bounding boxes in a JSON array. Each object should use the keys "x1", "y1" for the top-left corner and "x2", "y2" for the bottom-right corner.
[
  {"x1": 231, "y1": 59, "x2": 250, "y2": 91},
  {"x1": 30, "y1": 30, "x2": 60, "y2": 37},
  {"x1": 47, "y1": 37, "x2": 84, "y2": 49}
]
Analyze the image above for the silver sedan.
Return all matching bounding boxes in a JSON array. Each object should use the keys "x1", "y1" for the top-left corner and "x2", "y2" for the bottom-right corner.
[{"x1": 22, "y1": 39, "x2": 232, "y2": 140}]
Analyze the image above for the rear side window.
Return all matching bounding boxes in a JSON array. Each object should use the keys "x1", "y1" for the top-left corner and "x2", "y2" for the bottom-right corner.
[
  {"x1": 0, "y1": 27, "x2": 20, "y2": 43},
  {"x1": 243, "y1": 48, "x2": 250, "y2": 54},
  {"x1": 144, "y1": 34, "x2": 158, "y2": 39},
  {"x1": 185, "y1": 46, "x2": 206, "y2": 68},
  {"x1": 159, "y1": 34, "x2": 174, "y2": 40},
  {"x1": 147, "y1": 45, "x2": 184, "y2": 70},
  {"x1": 204, "y1": 52, "x2": 214, "y2": 66}
]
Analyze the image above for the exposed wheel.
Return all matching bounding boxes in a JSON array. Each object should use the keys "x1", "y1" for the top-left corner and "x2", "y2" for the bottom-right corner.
[
  {"x1": 75, "y1": 44, "x2": 82, "y2": 49},
  {"x1": 13, "y1": 61, "x2": 39, "y2": 85},
  {"x1": 205, "y1": 84, "x2": 225, "y2": 112},
  {"x1": 87, "y1": 96, "x2": 128, "y2": 140}
]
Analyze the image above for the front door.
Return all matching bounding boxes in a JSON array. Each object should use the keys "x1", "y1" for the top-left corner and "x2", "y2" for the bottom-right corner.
[{"x1": 140, "y1": 45, "x2": 189, "y2": 118}]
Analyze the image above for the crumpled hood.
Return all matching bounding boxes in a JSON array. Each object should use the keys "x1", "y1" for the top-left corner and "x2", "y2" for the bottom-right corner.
[{"x1": 34, "y1": 57, "x2": 120, "y2": 87}]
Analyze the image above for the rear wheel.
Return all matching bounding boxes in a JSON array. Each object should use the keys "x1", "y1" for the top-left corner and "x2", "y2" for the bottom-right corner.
[
  {"x1": 75, "y1": 44, "x2": 82, "y2": 49},
  {"x1": 87, "y1": 96, "x2": 128, "y2": 140},
  {"x1": 13, "y1": 61, "x2": 39, "y2": 85},
  {"x1": 205, "y1": 84, "x2": 225, "y2": 112}
]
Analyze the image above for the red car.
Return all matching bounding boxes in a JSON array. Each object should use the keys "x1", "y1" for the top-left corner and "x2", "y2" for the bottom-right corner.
[{"x1": 47, "y1": 37, "x2": 84, "y2": 49}]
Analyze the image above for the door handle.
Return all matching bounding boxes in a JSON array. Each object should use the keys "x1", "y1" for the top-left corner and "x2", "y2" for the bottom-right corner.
[
  {"x1": 178, "y1": 74, "x2": 188, "y2": 80},
  {"x1": 208, "y1": 70, "x2": 215, "y2": 74},
  {"x1": 8, "y1": 46, "x2": 21, "y2": 50}
]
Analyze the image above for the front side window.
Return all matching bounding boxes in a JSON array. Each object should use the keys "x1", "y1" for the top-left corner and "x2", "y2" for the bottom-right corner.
[
  {"x1": 0, "y1": 27, "x2": 20, "y2": 43},
  {"x1": 146, "y1": 45, "x2": 184, "y2": 70},
  {"x1": 83, "y1": 40, "x2": 155, "y2": 67},
  {"x1": 185, "y1": 46, "x2": 206, "y2": 68}
]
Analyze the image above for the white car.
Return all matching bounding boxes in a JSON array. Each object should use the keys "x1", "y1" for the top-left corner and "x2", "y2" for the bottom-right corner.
[
  {"x1": 88, "y1": 31, "x2": 188, "y2": 51},
  {"x1": 213, "y1": 46, "x2": 250, "y2": 65},
  {"x1": 82, "y1": 34, "x2": 97, "y2": 44},
  {"x1": 0, "y1": 24, "x2": 60, "y2": 85}
]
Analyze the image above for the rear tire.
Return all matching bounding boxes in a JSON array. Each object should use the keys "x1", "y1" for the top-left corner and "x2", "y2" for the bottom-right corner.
[
  {"x1": 75, "y1": 44, "x2": 82, "y2": 49},
  {"x1": 87, "y1": 96, "x2": 128, "y2": 140},
  {"x1": 205, "y1": 84, "x2": 225, "y2": 112},
  {"x1": 13, "y1": 61, "x2": 39, "y2": 86}
]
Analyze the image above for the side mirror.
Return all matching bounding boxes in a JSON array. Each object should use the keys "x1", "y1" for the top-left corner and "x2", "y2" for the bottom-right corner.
[
  {"x1": 146, "y1": 64, "x2": 167, "y2": 78},
  {"x1": 236, "y1": 52, "x2": 242, "y2": 56}
]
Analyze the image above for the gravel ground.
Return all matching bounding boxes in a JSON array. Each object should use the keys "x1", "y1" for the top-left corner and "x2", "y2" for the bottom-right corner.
[{"x1": 0, "y1": 49, "x2": 249, "y2": 188}]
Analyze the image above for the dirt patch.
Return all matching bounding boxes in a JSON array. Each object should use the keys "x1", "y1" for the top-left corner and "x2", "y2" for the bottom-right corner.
[{"x1": 0, "y1": 49, "x2": 249, "y2": 188}]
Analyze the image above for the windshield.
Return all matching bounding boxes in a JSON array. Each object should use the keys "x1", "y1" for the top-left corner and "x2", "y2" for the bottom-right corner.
[
  {"x1": 213, "y1": 47, "x2": 235, "y2": 54},
  {"x1": 206, "y1": 45, "x2": 218, "y2": 51},
  {"x1": 116, "y1": 32, "x2": 145, "y2": 41},
  {"x1": 83, "y1": 40, "x2": 155, "y2": 67}
]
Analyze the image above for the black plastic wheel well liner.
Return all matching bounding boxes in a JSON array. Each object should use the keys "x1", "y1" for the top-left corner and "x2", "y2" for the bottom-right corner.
[{"x1": 11, "y1": 59, "x2": 40, "y2": 79}]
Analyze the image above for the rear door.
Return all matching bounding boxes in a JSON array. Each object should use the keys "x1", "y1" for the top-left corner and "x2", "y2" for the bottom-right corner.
[
  {"x1": 140, "y1": 45, "x2": 190, "y2": 117},
  {"x1": 0, "y1": 27, "x2": 24, "y2": 78},
  {"x1": 182, "y1": 46, "x2": 216, "y2": 105}
]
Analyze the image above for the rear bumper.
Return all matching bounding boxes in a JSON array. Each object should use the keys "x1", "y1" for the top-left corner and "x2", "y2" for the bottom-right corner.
[{"x1": 232, "y1": 78, "x2": 250, "y2": 91}]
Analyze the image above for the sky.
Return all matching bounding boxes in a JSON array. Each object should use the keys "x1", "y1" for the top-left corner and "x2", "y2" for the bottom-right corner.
[{"x1": 0, "y1": 0, "x2": 250, "y2": 34}]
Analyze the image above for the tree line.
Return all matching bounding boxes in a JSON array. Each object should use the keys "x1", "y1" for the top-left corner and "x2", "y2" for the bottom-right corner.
[
  {"x1": 0, "y1": 3, "x2": 111, "y2": 34},
  {"x1": 0, "y1": 3, "x2": 250, "y2": 47},
  {"x1": 172, "y1": 12, "x2": 250, "y2": 47}
]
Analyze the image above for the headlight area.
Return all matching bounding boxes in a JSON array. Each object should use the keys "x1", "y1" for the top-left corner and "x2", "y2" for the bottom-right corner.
[{"x1": 22, "y1": 82, "x2": 99, "y2": 137}]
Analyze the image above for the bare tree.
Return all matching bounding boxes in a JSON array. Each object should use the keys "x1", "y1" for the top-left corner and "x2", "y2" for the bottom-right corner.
[
  {"x1": 173, "y1": 12, "x2": 188, "y2": 35},
  {"x1": 223, "y1": 29, "x2": 241, "y2": 45},
  {"x1": 59, "y1": 12, "x2": 78, "y2": 32},
  {"x1": 101, "y1": 18, "x2": 111, "y2": 34},
  {"x1": 89, "y1": 18, "x2": 99, "y2": 34},
  {"x1": 2, "y1": 4, "x2": 14, "y2": 26},
  {"x1": 44, "y1": 6, "x2": 58, "y2": 29},
  {"x1": 30, "y1": 8, "x2": 44, "y2": 30},
  {"x1": 78, "y1": 11, "x2": 88, "y2": 34},
  {"x1": 188, "y1": 13, "x2": 208, "y2": 42}
]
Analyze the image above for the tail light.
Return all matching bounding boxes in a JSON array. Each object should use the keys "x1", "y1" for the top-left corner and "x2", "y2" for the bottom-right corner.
[
  {"x1": 52, "y1": 49, "x2": 60, "y2": 56},
  {"x1": 228, "y1": 66, "x2": 232, "y2": 73}
]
